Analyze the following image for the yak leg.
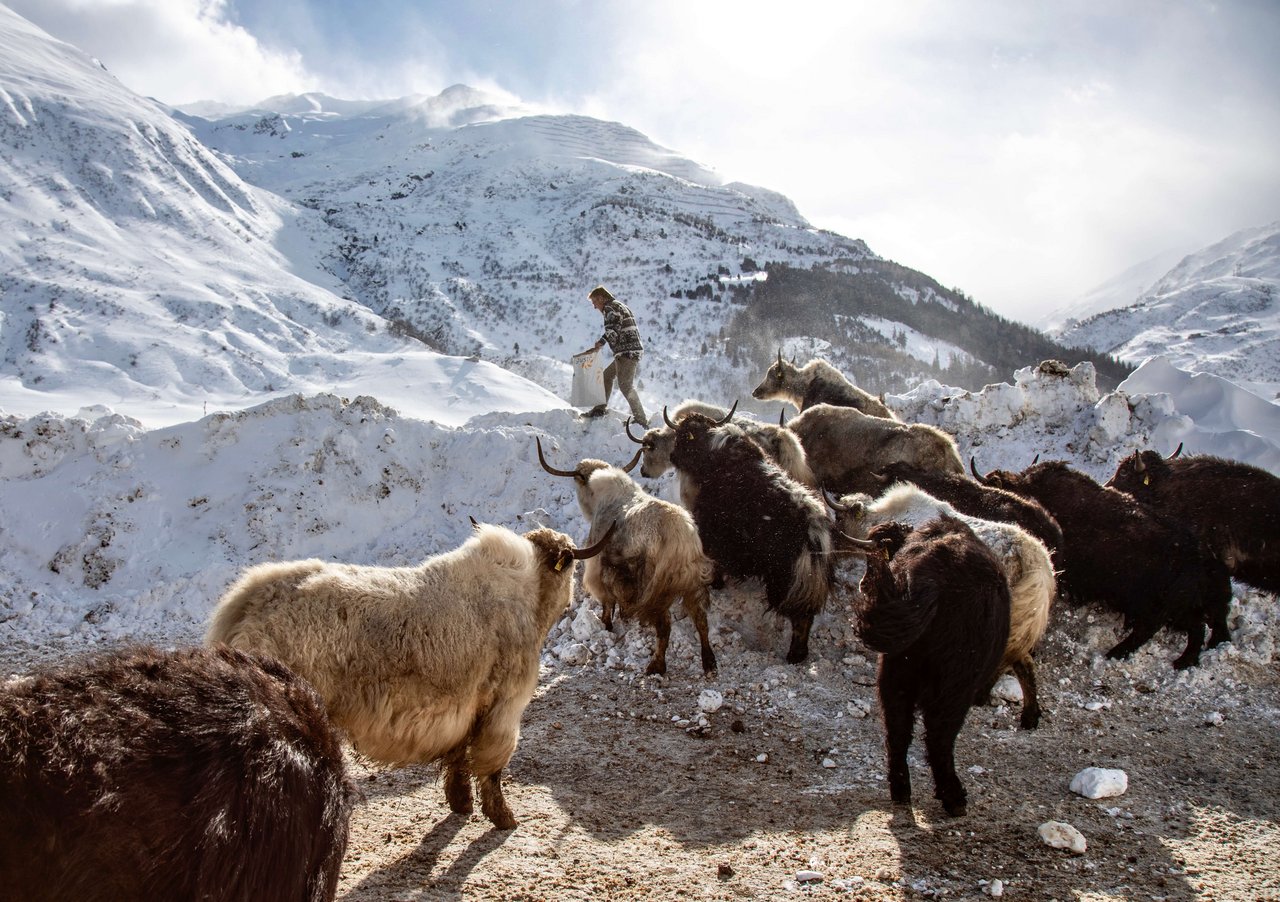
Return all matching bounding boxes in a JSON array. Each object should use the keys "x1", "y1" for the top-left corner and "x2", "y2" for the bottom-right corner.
[
  {"x1": 1206, "y1": 594, "x2": 1232, "y2": 650},
  {"x1": 645, "y1": 611, "x2": 671, "y2": 676},
  {"x1": 685, "y1": 586, "x2": 718, "y2": 675},
  {"x1": 879, "y1": 658, "x2": 916, "y2": 806},
  {"x1": 785, "y1": 615, "x2": 813, "y2": 664},
  {"x1": 469, "y1": 705, "x2": 522, "y2": 830},
  {"x1": 442, "y1": 747, "x2": 474, "y2": 815},
  {"x1": 922, "y1": 704, "x2": 970, "y2": 817},
  {"x1": 1172, "y1": 622, "x2": 1206, "y2": 670},
  {"x1": 600, "y1": 596, "x2": 615, "y2": 632},
  {"x1": 1104, "y1": 617, "x2": 1162, "y2": 661},
  {"x1": 1011, "y1": 657, "x2": 1041, "y2": 730}
]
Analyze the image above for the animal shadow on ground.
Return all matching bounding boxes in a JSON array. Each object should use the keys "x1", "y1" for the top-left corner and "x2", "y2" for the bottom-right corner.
[{"x1": 343, "y1": 812, "x2": 510, "y2": 901}]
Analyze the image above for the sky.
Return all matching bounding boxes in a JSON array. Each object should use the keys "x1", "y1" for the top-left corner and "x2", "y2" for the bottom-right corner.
[{"x1": 9, "y1": 0, "x2": 1280, "y2": 324}]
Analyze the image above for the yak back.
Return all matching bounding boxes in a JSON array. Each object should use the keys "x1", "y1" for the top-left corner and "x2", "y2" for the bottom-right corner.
[
  {"x1": 1108, "y1": 450, "x2": 1280, "y2": 593},
  {"x1": 994, "y1": 461, "x2": 1226, "y2": 617},
  {"x1": 671, "y1": 416, "x2": 828, "y2": 606},
  {"x1": 858, "y1": 516, "x2": 1010, "y2": 673},
  {"x1": 879, "y1": 462, "x2": 1064, "y2": 554},
  {"x1": 0, "y1": 644, "x2": 354, "y2": 902}
]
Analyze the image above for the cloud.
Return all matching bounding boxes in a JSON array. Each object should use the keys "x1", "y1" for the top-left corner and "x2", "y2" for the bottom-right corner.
[
  {"x1": 8, "y1": 0, "x2": 317, "y2": 104},
  {"x1": 9, "y1": 0, "x2": 1280, "y2": 321}
]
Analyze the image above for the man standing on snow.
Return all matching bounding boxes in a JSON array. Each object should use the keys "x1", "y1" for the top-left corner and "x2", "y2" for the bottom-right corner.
[{"x1": 575, "y1": 285, "x2": 648, "y2": 426}]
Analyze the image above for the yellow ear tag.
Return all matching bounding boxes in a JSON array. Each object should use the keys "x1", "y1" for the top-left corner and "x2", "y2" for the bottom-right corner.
[
  {"x1": 555, "y1": 557, "x2": 565, "y2": 571},
  {"x1": 1143, "y1": 474, "x2": 1150, "y2": 485}
]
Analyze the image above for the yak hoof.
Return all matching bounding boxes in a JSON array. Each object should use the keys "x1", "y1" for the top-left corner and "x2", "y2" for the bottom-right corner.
[
  {"x1": 701, "y1": 651, "x2": 718, "y2": 676},
  {"x1": 487, "y1": 810, "x2": 518, "y2": 831},
  {"x1": 644, "y1": 658, "x2": 667, "y2": 676},
  {"x1": 1019, "y1": 709, "x2": 1041, "y2": 731},
  {"x1": 1172, "y1": 652, "x2": 1200, "y2": 671},
  {"x1": 942, "y1": 799, "x2": 968, "y2": 818}
]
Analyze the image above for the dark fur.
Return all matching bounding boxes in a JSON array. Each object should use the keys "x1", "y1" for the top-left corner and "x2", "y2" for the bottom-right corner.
[
  {"x1": 1107, "y1": 450, "x2": 1280, "y2": 594},
  {"x1": 877, "y1": 462, "x2": 1065, "y2": 559},
  {"x1": 669, "y1": 413, "x2": 833, "y2": 663},
  {"x1": 857, "y1": 516, "x2": 1011, "y2": 817},
  {"x1": 0, "y1": 644, "x2": 356, "y2": 902},
  {"x1": 981, "y1": 461, "x2": 1232, "y2": 668}
]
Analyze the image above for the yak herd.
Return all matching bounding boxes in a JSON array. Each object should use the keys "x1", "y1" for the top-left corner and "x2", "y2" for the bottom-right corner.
[{"x1": 2, "y1": 353, "x2": 1278, "y2": 901}]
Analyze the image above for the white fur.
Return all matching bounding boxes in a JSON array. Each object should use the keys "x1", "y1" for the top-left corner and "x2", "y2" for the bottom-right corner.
[
  {"x1": 206, "y1": 524, "x2": 574, "y2": 773},
  {"x1": 836, "y1": 482, "x2": 1054, "y2": 669}
]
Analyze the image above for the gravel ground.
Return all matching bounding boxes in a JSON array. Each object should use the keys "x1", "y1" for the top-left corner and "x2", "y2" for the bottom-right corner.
[{"x1": 5, "y1": 580, "x2": 1278, "y2": 901}]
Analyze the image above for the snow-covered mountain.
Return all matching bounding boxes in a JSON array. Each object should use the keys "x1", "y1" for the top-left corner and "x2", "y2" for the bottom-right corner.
[
  {"x1": 1037, "y1": 246, "x2": 1190, "y2": 332},
  {"x1": 0, "y1": 5, "x2": 563, "y2": 426},
  {"x1": 1, "y1": 4, "x2": 1105, "y2": 431},
  {"x1": 1054, "y1": 222, "x2": 1280, "y2": 398}
]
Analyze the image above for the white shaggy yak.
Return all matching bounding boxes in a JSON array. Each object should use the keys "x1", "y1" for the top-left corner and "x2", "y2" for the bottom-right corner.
[
  {"x1": 831, "y1": 482, "x2": 1056, "y2": 729},
  {"x1": 206, "y1": 522, "x2": 609, "y2": 830},
  {"x1": 537, "y1": 437, "x2": 716, "y2": 675}
]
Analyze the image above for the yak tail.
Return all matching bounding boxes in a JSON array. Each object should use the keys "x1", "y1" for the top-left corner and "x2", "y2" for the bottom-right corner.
[
  {"x1": 784, "y1": 519, "x2": 833, "y2": 615},
  {"x1": 857, "y1": 570, "x2": 940, "y2": 656},
  {"x1": 1003, "y1": 539, "x2": 1056, "y2": 666}
]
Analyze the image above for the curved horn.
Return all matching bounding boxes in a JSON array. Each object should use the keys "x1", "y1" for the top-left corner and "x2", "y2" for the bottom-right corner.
[
  {"x1": 823, "y1": 488, "x2": 849, "y2": 512},
  {"x1": 970, "y1": 455, "x2": 984, "y2": 480},
  {"x1": 619, "y1": 448, "x2": 642, "y2": 473},
  {"x1": 535, "y1": 437, "x2": 579, "y2": 479},
  {"x1": 777, "y1": 348, "x2": 783, "y2": 367},
  {"x1": 663, "y1": 405, "x2": 677, "y2": 428},
  {"x1": 714, "y1": 399, "x2": 738, "y2": 426},
  {"x1": 836, "y1": 532, "x2": 877, "y2": 552},
  {"x1": 1168, "y1": 442, "x2": 1183, "y2": 460},
  {"x1": 572, "y1": 520, "x2": 618, "y2": 559},
  {"x1": 624, "y1": 417, "x2": 646, "y2": 444},
  {"x1": 779, "y1": 409, "x2": 787, "y2": 427},
  {"x1": 469, "y1": 516, "x2": 481, "y2": 529},
  {"x1": 1031, "y1": 454, "x2": 1040, "y2": 466}
]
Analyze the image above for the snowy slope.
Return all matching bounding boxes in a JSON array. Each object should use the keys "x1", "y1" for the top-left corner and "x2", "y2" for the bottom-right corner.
[
  {"x1": 1039, "y1": 246, "x2": 1190, "y2": 332},
  {"x1": 0, "y1": 6, "x2": 563, "y2": 427},
  {"x1": 1054, "y1": 222, "x2": 1280, "y2": 397}
]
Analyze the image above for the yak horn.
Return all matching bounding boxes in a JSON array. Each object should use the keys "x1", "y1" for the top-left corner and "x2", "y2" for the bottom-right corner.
[
  {"x1": 777, "y1": 348, "x2": 783, "y2": 368},
  {"x1": 619, "y1": 448, "x2": 642, "y2": 473},
  {"x1": 822, "y1": 488, "x2": 848, "y2": 511},
  {"x1": 663, "y1": 405, "x2": 677, "y2": 428},
  {"x1": 572, "y1": 520, "x2": 617, "y2": 559},
  {"x1": 1031, "y1": 454, "x2": 1040, "y2": 465},
  {"x1": 779, "y1": 409, "x2": 787, "y2": 426},
  {"x1": 715, "y1": 400, "x2": 738, "y2": 425},
  {"x1": 1133, "y1": 452, "x2": 1146, "y2": 474},
  {"x1": 535, "y1": 437, "x2": 579, "y2": 479},
  {"x1": 469, "y1": 516, "x2": 481, "y2": 529},
  {"x1": 1168, "y1": 442, "x2": 1183, "y2": 460},
  {"x1": 836, "y1": 532, "x2": 877, "y2": 552},
  {"x1": 970, "y1": 455, "x2": 985, "y2": 480},
  {"x1": 624, "y1": 417, "x2": 646, "y2": 444}
]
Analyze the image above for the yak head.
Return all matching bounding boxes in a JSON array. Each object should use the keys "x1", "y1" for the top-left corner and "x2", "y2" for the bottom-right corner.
[
  {"x1": 665, "y1": 402, "x2": 737, "y2": 472},
  {"x1": 625, "y1": 418, "x2": 677, "y2": 479},
  {"x1": 536, "y1": 438, "x2": 640, "y2": 518},
  {"x1": 1106, "y1": 443, "x2": 1182, "y2": 495},
  {"x1": 751, "y1": 349, "x2": 803, "y2": 403}
]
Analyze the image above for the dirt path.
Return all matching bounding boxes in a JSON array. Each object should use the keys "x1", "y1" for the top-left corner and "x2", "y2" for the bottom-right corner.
[{"x1": 333, "y1": 595, "x2": 1280, "y2": 901}]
